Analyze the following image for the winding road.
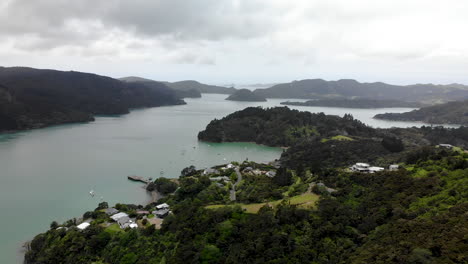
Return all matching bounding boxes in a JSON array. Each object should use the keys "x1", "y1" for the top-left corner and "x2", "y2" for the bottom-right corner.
[{"x1": 229, "y1": 167, "x2": 242, "y2": 201}]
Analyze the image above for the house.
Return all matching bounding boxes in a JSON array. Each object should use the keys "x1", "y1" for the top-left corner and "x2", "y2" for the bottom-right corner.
[
  {"x1": 110, "y1": 212, "x2": 129, "y2": 222},
  {"x1": 210, "y1": 176, "x2": 230, "y2": 181},
  {"x1": 265, "y1": 171, "x2": 277, "y2": 178},
  {"x1": 438, "y1": 144, "x2": 453, "y2": 149},
  {"x1": 350, "y1": 163, "x2": 370, "y2": 172},
  {"x1": 202, "y1": 168, "x2": 220, "y2": 176},
  {"x1": 252, "y1": 169, "x2": 262, "y2": 175},
  {"x1": 77, "y1": 222, "x2": 90, "y2": 230},
  {"x1": 153, "y1": 208, "x2": 170, "y2": 218},
  {"x1": 350, "y1": 163, "x2": 384, "y2": 173},
  {"x1": 242, "y1": 167, "x2": 253, "y2": 173},
  {"x1": 136, "y1": 210, "x2": 150, "y2": 215},
  {"x1": 389, "y1": 164, "x2": 399, "y2": 171},
  {"x1": 105, "y1": 208, "x2": 119, "y2": 215},
  {"x1": 226, "y1": 164, "x2": 235, "y2": 169},
  {"x1": 369, "y1": 166, "x2": 384, "y2": 173},
  {"x1": 117, "y1": 216, "x2": 138, "y2": 229},
  {"x1": 156, "y1": 203, "x2": 170, "y2": 210}
]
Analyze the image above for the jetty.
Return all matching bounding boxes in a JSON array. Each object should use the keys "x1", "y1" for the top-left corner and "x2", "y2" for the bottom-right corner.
[{"x1": 127, "y1": 175, "x2": 150, "y2": 184}]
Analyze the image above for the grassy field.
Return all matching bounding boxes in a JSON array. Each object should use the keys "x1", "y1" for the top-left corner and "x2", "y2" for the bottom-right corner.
[
  {"x1": 104, "y1": 223, "x2": 122, "y2": 234},
  {"x1": 321, "y1": 135, "x2": 354, "y2": 143},
  {"x1": 206, "y1": 193, "x2": 320, "y2": 214}
]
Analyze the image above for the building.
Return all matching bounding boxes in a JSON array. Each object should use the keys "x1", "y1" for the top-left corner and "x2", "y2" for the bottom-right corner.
[
  {"x1": 350, "y1": 163, "x2": 370, "y2": 172},
  {"x1": 202, "y1": 168, "x2": 219, "y2": 176},
  {"x1": 136, "y1": 210, "x2": 150, "y2": 215},
  {"x1": 105, "y1": 208, "x2": 119, "y2": 215},
  {"x1": 368, "y1": 166, "x2": 385, "y2": 173},
  {"x1": 110, "y1": 212, "x2": 129, "y2": 222},
  {"x1": 242, "y1": 167, "x2": 253, "y2": 173},
  {"x1": 77, "y1": 222, "x2": 90, "y2": 230},
  {"x1": 117, "y1": 216, "x2": 138, "y2": 229},
  {"x1": 226, "y1": 164, "x2": 235, "y2": 169},
  {"x1": 210, "y1": 176, "x2": 230, "y2": 181},
  {"x1": 350, "y1": 163, "x2": 384, "y2": 173},
  {"x1": 438, "y1": 144, "x2": 453, "y2": 149},
  {"x1": 153, "y1": 208, "x2": 170, "y2": 218},
  {"x1": 389, "y1": 164, "x2": 399, "y2": 171},
  {"x1": 265, "y1": 171, "x2": 277, "y2": 178},
  {"x1": 156, "y1": 203, "x2": 170, "y2": 210}
]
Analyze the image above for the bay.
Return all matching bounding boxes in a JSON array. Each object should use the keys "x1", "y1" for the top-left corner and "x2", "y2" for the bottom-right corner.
[{"x1": 0, "y1": 94, "x2": 440, "y2": 263}]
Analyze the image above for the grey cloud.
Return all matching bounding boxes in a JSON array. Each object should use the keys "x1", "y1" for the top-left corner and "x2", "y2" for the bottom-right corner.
[{"x1": 0, "y1": 0, "x2": 278, "y2": 51}]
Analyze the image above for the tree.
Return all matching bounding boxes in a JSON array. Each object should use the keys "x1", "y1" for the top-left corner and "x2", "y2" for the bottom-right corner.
[
  {"x1": 273, "y1": 167, "x2": 292, "y2": 186},
  {"x1": 50, "y1": 221, "x2": 59, "y2": 229},
  {"x1": 154, "y1": 177, "x2": 178, "y2": 195},
  {"x1": 96, "y1": 201, "x2": 108, "y2": 210},
  {"x1": 181, "y1": 165, "x2": 197, "y2": 177}
]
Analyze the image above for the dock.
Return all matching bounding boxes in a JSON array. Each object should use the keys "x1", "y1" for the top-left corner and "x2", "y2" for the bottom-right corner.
[{"x1": 127, "y1": 175, "x2": 150, "y2": 184}]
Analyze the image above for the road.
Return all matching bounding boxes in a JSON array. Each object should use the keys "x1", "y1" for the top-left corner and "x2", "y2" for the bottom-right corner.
[{"x1": 229, "y1": 167, "x2": 243, "y2": 201}]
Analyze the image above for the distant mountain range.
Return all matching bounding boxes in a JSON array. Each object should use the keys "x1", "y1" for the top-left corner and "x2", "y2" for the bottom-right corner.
[
  {"x1": 374, "y1": 100, "x2": 468, "y2": 125},
  {"x1": 281, "y1": 99, "x2": 425, "y2": 109},
  {"x1": 0, "y1": 67, "x2": 185, "y2": 132},
  {"x1": 252, "y1": 79, "x2": 468, "y2": 104},
  {"x1": 121, "y1": 77, "x2": 237, "y2": 98}
]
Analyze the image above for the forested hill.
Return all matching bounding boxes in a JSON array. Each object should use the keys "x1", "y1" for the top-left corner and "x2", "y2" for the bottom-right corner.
[
  {"x1": 225, "y1": 89, "x2": 266, "y2": 102},
  {"x1": 25, "y1": 145, "x2": 468, "y2": 264},
  {"x1": 0, "y1": 67, "x2": 185, "y2": 132},
  {"x1": 198, "y1": 107, "x2": 377, "y2": 147},
  {"x1": 281, "y1": 98, "x2": 424, "y2": 108},
  {"x1": 120, "y1": 76, "x2": 202, "y2": 98},
  {"x1": 374, "y1": 100, "x2": 468, "y2": 125},
  {"x1": 253, "y1": 78, "x2": 468, "y2": 103},
  {"x1": 167, "y1": 80, "x2": 237, "y2": 95}
]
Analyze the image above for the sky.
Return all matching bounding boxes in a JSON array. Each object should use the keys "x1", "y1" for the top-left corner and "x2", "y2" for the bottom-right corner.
[{"x1": 1, "y1": 0, "x2": 468, "y2": 85}]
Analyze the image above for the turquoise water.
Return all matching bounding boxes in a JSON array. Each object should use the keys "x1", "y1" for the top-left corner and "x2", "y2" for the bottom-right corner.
[{"x1": 0, "y1": 94, "x2": 436, "y2": 263}]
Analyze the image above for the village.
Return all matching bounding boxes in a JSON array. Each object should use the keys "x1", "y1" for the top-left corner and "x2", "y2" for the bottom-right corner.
[{"x1": 59, "y1": 142, "x2": 465, "y2": 233}]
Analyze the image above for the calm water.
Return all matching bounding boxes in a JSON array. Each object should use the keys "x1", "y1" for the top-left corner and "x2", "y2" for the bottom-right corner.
[{"x1": 0, "y1": 94, "x2": 438, "y2": 263}]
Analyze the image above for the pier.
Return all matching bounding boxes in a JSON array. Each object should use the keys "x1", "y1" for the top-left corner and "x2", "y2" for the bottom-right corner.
[{"x1": 127, "y1": 175, "x2": 150, "y2": 184}]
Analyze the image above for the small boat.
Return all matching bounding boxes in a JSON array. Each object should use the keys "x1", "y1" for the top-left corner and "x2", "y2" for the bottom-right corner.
[{"x1": 89, "y1": 190, "x2": 95, "y2": 197}]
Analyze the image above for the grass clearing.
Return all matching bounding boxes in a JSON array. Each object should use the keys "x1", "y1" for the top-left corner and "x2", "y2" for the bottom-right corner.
[
  {"x1": 104, "y1": 223, "x2": 122, "y2": 234},
  {"x1": 206, "y1": 193, "x2": 320, "y2": 214},
  {"x1": 321, "y1": 135, "x2": 354, "y2": 143}
]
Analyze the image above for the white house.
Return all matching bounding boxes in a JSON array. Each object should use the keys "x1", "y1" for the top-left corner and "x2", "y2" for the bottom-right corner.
[
  {"x1": 265, "y1": 171, "x2": 277, "y2": 178},
  {"x1": 350, "y1": 163, "x2": 370, "y2": 172},
  {"x1": 156, "y1": 203, "x2": 170, "y2": 210},
  {"x1": 438, "y1": 144, "x2": 453, "y2": 149},
  {"x1": 369, "y1": 166, "x2": 385, "y2": 173},
  {"x1": 226, "y1": 164, "x2": 235, "y2": 169},
  {"x1": 77, "y1": 222, "x2": 90, "y2": 230},
  {"x1": 350, "y1": 163, "x2": 384, "y2": 173},
  {"x1": 389, "y1": 164, "x2": 399, "y2": 171}
]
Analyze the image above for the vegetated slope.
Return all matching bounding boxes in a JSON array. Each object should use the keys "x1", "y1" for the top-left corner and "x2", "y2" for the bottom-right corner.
[
  {"x1": 0, "y1": 67, "x2": 185, "y2": 132},
  {"x1": 225, "y1": 89, "x2": 266, "y2": 102},
  {"x1": 281, "y1": 98, "x2": 423, "y2": 108},
  {"x1": 167, "y1": 80, "x2": 237, "y2": 94},
  {"x1": 198, "y1": 106, "x2": 377, "y2": 147},
  {"x1": 120, "y1": 76, "x2": 201, "y2": 98},
  {"x1": 24, "y1": 147, "x2": 468, "y2": 264},
  {"x1": 374, "y1": 99, "x2": 468, "y2": 125},
  {"x1": 253, "y1": 78, "x2": 468, "y2": 103}
]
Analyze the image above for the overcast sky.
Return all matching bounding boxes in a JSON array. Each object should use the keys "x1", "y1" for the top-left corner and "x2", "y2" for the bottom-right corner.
[{"x1": 1, "y1": 0, "x2": 468, "y2": 85}]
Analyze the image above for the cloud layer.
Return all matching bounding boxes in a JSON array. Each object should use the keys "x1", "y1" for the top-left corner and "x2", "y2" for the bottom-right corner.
[{"x1": 1, "y1": 0, "x2": 468, "y2": 84}]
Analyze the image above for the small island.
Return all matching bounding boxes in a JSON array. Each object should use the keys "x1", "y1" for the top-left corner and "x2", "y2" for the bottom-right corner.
[
  {"x1": 225, "y1": 89, "x2": 267, "y2": 102},
  {"x1": 280, "y1": 98, "x2": 424, "y2": 108}
]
